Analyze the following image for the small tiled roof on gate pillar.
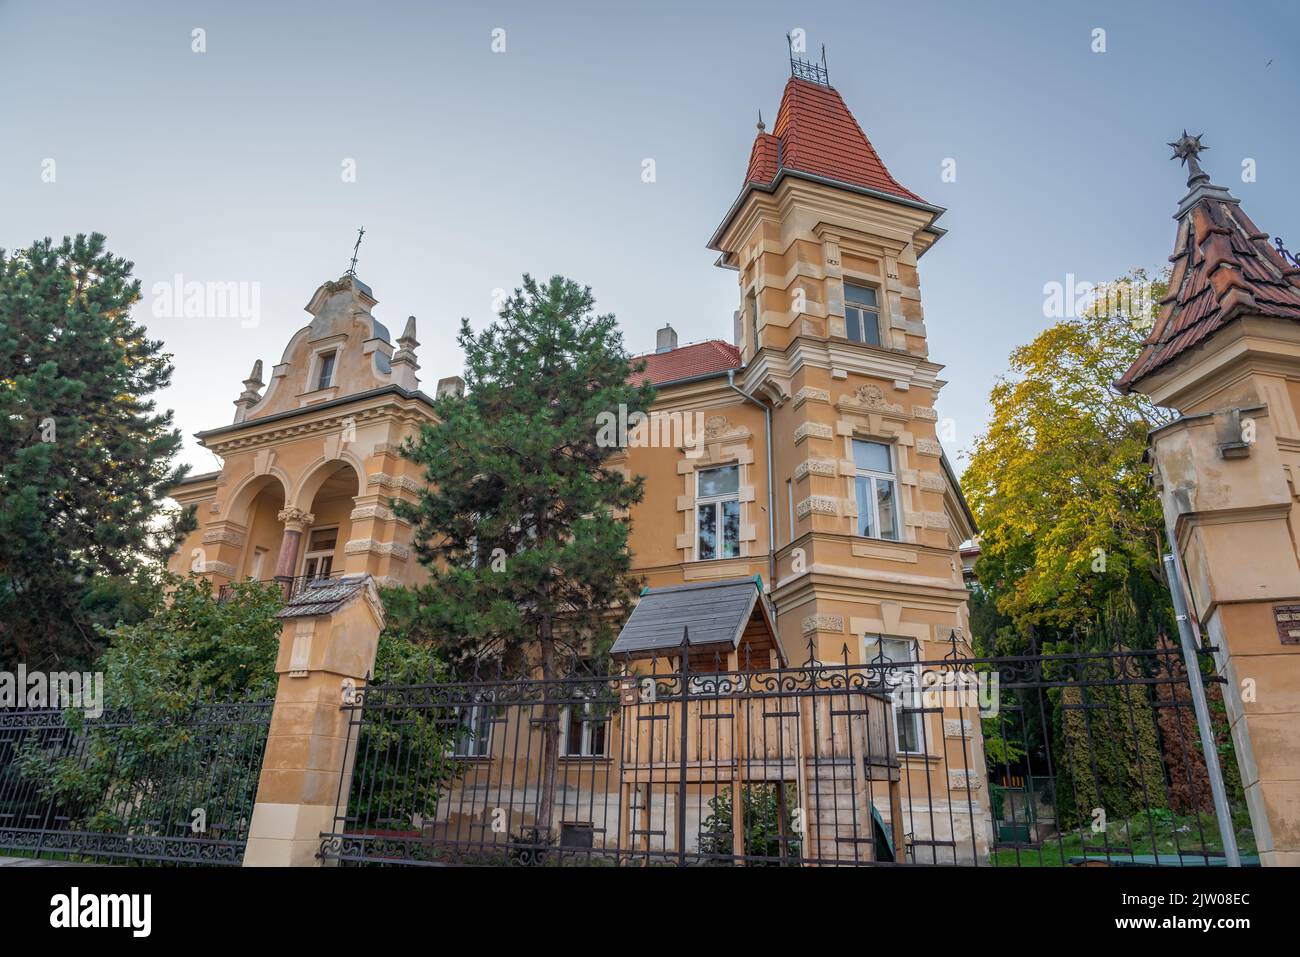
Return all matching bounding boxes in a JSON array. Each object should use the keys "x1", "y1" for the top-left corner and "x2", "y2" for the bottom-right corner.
[
  {"x1": 275, "y1": 574, "x2": 381, "y2": 620},
  {"x1": 1117, "y1": 135, "x2": 1300, "y2": 392},
  {"x1": 610, "y1": 577, "x2": 783, "y2": 664}
]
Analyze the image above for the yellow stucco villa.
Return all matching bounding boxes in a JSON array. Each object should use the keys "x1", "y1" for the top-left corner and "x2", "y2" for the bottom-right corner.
[
  {"x1": 172, "y1": 61, "x2": 984, "y2": 863},
  {"x1": 170, "y1": 64, "x2": 975, "y2": 669}
]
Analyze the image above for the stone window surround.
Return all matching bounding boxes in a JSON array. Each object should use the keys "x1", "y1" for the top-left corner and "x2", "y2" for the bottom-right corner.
[
  {"x1": 839, "y1": 419, "x2": 916, "y2": 545},
  {"x1": 675, "y1": 438, "x2": 757, "y2": 562},
  {"x1": 852, "y1": 611, "x2": 937, "y2": 761},
  {"x1": 300, "y1": 338, "x2": 346, "y2": 402},
  {"x1": 840, "y1": 277, "x2": 885, "y2": 348}
]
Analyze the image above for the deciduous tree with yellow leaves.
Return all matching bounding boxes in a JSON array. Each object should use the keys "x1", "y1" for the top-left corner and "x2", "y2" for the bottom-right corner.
[{"x1": 964, "y1": 270, "x2": 1176, "y2": 647}]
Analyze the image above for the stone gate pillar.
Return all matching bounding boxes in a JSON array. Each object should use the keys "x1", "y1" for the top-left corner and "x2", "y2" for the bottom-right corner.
[
  {"x1": 1115, "y1": 144, "x2": 1300, "y2": 866},
  {"x1": 243, "y1": 574, "x2": 384, "y2": 867},
  {"x1": 1151, "y1": 408, "x2": 1300, "y2": 866}
]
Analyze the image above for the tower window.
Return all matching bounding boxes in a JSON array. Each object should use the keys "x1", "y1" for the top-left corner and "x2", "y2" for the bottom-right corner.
[
  {"x1": 747, "y1": 293, "x2": 759, "y2": 354},
  {"x1": 316, "y1": 351, "x2": 337, "y2": 390},
  {"x1": 853, "y1": 439, "x2": 898, "y2": 541},
  {"x1": 844, "y1": 283, "x2": 882, "y2": 347}
]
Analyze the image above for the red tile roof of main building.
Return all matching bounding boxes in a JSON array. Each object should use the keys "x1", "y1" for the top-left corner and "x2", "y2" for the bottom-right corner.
[
  {"x1": 630, "y1": 340, "x2": 742, "y2": 386},
  {"x1": 744, "y1": 77, "x2": 925, "y2": 205},
  {"x1": 1117, "y1": 177, "x2": 1300, "y2": 391}
]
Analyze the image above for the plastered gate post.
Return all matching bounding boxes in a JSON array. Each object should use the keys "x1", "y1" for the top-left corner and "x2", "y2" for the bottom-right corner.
[{"x1": 244, "y1": 574, "x2": 385, "y2": 867}]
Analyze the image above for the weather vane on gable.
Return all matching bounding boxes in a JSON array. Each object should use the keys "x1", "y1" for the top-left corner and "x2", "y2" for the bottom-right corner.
[{"x1": 346, "y1": 226, "x2": 366, "y2": 278}]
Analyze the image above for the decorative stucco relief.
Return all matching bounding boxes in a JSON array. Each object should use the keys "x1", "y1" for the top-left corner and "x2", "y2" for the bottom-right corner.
[
  {"x1": 794, "y1": 422, "x2": 834, "y2": 444},
  {"x1": 801, "y1": 614, "x2": 844, "y2": 635},
  {"x1": 794, "y1": 458, "x2": 839, "y2": 480},
  {"x1": 795, "y1": 495, "x2": 839, "y2": 518}
]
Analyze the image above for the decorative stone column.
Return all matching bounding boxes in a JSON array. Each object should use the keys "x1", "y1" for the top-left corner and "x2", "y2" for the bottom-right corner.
[
  {"x1": 274, "y1": 507, "x2": 314, "y2": 579},
  {"x1": 243, "y1": 574, "x2": 385, "y2": 867}
]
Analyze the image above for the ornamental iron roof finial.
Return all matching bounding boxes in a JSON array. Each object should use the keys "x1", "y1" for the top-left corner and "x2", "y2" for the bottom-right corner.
[
  {"x1": 1169, "y1": 131, "x2": 1210, "y2": 187},
  {"x1": 346, "y1": 226, "x2": 365, "y2": 279},
  {"x1": 787, "y1": 35, "x2": 830, "y2": 86}
]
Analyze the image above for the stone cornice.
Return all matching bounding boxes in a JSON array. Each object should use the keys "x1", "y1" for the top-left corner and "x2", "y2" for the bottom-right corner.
[
  {"x1": 710, "y1": 172, "x2": 944, "y2": 264},
  {"x1": 744, "y1": 337, "x2": 944, "y2": 397},
  {"x1": 201, "y1": 399, "x2": 431, "y2": 456}
]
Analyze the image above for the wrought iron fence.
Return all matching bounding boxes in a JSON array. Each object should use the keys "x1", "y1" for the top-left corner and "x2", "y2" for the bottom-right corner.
[
  {"x1": 0, "y1": 698, "x2": 273, "y2": 865},
  {"x1": 318, "y1": 637, "x2": 1243, "y2": 867}
]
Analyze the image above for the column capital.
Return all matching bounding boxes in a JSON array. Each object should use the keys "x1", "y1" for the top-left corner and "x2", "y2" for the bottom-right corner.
[{"x1": 277, "y1": 507, "x2": 315, "y2": 532}]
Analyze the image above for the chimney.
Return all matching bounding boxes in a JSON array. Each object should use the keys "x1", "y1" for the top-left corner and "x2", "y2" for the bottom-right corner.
[
  {"x1": 655, "y1": 324, "x2": 678, "y2": 354},
  {"x1": 436, "y1": 376, "x2": 465, "y2": 399}
]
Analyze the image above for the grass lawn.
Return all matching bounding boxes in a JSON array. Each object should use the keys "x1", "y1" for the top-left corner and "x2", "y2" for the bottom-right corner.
[{"x1": 989, "y1": 808, "x2": 1256, "y2": 867}]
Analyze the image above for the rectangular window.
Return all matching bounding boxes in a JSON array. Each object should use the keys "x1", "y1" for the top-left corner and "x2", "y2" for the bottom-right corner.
[
  {"x1": 316, "y1": 351, "x2": 337, "y2": 390},
  {"x1": 696, "y1": 465, "x2": 740, "y2": 560},
  {"x1": 561, "y1": 696, "x2": 609, "y2": 757},
  {"x1": 747, "y1": 293, "x2": 759, "y2": 354},
  {"x1": 786, "y1": 478, "x2": 795, "y2": 546},
  {"x1": 450, "y1": 701, "x2": 494, "y2": 757},
  {"x1": 302, "y1": 526, "x2": 337, "y2": 579},
  {"x1": 844, "y1": 283, "x2": 881, "y2": 347},
  {"x1": 864, "y1": 636, "x2": 922, "y2": 754},
  {"x1": 853, "y1": 439, "x2": 898, "y2": 541}
]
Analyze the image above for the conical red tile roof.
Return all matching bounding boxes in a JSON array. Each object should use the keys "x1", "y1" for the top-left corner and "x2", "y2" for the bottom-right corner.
[
  {"x1": 744, "y1": 77, "x2": 924, "y2": 204},
  {"x1": 1117, "y1": 164, "x2": 1300, "y2": 392}
]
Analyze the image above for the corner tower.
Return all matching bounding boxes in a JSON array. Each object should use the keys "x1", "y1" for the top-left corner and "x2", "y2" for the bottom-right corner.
[{"x1": 700, "y1": 52, "x2": 973, "y2": 673}]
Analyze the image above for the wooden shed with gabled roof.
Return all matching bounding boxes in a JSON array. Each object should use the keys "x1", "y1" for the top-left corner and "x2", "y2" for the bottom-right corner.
[{"x1": 610, "y1": 576, "x2": 787, "y2": 671}]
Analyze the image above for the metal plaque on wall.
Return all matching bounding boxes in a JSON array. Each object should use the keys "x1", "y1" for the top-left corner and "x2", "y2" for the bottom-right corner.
[{"x1": 1274, "y1": 604, "x2": 1300, "y2": 645}]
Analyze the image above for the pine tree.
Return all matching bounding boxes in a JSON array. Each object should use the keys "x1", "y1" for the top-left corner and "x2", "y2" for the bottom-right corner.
[
  {"x1": 395, "y1": 274, "x2": 655, "y2": 832},
  {"x1": 0, "y1": 234, "x2": 193, "y2": 669}
]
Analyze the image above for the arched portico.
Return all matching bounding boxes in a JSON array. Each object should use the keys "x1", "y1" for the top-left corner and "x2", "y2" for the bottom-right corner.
[{"x1": 271, "y1": 460, "x2": 364, "y2": 587}]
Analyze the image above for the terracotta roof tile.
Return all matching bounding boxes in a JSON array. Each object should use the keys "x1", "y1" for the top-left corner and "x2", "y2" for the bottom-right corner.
[
  {"x1": 1118, "y1": 175, "x2": 1300, "y2": 391},
  {"x1": 744, "y1": 77, "x2": 924, "y2": 205},
  {"x1": 630, "y1": 340, "x2": 742, "y2": 386}
]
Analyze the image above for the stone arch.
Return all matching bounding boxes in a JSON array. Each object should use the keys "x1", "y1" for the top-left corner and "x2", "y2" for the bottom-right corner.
[
  {"x1": 289, "y1": 452, "x2": 367, "y2": 513},
  {"x1": 223, "y1": 469, "x2": 291, "y2": 528}
]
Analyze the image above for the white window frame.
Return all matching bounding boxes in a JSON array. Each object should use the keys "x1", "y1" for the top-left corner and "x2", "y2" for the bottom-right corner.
[
  {"x1": 248, "y1": 547, "x2": 268, "y2": 581},
  {"x1": 314, "y1": 350, "x2": 338, "y2": 390},
  {"x1": 450, "y1": 700, "x2": 494, "y2": 757},
  {"x1": 853, "y1": 439, "x2": 899, "y2": 542},
  {"x1": 863, "y1": 635, "x2": 923, "y2": 755},
  {"x1": 560, "y1": 695, "x2": 609, "y2": 758},
  {"x1": 695, "y1": 465, "x2": 741, "y2": 561},
  {"x1": 300, "y1": 525, "x2": 338, "y2": 579},
  {"x1": 844, "y1": 281, "x2": 882, "y2": 347}
]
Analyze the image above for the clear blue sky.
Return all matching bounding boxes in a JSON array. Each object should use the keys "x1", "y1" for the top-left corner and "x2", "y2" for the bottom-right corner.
[{"x1": 2, "y1": 0, "x2": 1297, "y2": 475}]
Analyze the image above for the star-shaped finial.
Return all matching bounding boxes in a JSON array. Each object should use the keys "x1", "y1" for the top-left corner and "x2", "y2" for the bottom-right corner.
[
  {"x1": 1168, "y1": 131, "x2": 1211, "y2": 186},
  {"x1": 1168, "y1": 130, "x2": 1207, "y2": 165}
]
